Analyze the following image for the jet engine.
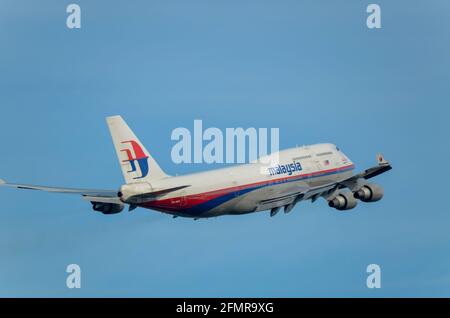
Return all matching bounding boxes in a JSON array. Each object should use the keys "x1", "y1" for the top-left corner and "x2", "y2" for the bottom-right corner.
[
  {"x1": 353, "y1": 184, "x2": 384, "y2": 202},
  {"x1": 328, "y1": 191, "x2": 358, "y2": 211},
  {"x1": 91, "y1": 202, "x2": 124, "y2": 214}
]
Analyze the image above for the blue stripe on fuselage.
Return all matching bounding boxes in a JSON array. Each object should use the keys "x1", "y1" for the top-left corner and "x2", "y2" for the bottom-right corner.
[{"x1": 177, "y1": 165, "x2": 355, "y2": 216}]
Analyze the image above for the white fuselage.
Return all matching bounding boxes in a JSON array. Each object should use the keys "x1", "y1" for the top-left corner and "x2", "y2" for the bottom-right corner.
[{"x1": 139, "y1": 143, "x2": 355, "y2": 218}]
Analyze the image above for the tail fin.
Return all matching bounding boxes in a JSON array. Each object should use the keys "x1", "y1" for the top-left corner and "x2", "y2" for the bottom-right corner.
[{"x1": 106, "y1": 115, "x2": 169, "y2": 184}]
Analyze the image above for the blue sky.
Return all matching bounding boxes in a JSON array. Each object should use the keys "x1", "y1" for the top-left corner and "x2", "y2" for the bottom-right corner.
[{"x1": 0, "y1": 0, "x2": 449, "y2": 297}]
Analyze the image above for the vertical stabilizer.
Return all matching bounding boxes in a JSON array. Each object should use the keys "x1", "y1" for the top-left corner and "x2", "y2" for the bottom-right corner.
[{"x1": 106, "y1": 116, "x2": 169, "y2": 184}]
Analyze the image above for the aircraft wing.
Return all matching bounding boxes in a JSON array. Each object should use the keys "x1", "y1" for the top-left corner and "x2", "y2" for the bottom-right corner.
[
  {"x1": 347, "y1": 154, "x2": 392, "y2": 182},
  {"x1": 0, "y1": 179, "x2": 117, "y2": 197},
  {"x1": 256, "y1": 184, "x2": 309, "y2": 213},
  {"x1": 338, "y1": 153, "x2": 392, "y2": 191},
  {"x1": 300, "y1": 154, "x2": 392, "y2": 203},
  {"x1": 0, "y1": 179, "x2": 190, "y2": 206}
]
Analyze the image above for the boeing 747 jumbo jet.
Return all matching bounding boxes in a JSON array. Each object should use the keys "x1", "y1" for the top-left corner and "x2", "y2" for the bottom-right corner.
[{"x1": 0, "y1": 116, "x2": 392, "y2": 218}]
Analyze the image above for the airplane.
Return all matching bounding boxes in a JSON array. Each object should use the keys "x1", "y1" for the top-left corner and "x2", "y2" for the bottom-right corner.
[{"x1": 0, "y1": 116, "x2": 392, "y2": 219}]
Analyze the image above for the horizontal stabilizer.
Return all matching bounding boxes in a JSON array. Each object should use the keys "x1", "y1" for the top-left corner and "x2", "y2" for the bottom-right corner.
[{"x1": 122, "y1": 185, "x2": 190, "y2": 204}]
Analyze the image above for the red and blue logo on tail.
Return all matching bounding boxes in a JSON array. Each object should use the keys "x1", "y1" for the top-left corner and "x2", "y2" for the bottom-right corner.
[{"x1": 120, "y1": 140, "x2": 149, "y2": 179}]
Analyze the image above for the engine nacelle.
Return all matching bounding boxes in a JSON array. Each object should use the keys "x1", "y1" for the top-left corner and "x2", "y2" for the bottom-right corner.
[
  {"x1": 118, "y1": 182, "x2": 153, "y2": 204},
  {"x1": 91, "y1": 202, "x2": 124, "y2": 214},
  {"x1": 353, "y1": 184, "x2": 384, "y2": 202},
  {"x1": 328, "y1": 191, "x2": 358, "y2": 211}
]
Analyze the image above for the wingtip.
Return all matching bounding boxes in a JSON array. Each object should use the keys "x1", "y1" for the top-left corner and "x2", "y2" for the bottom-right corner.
[
  {"x1": 105, "y1": 115, "x2": 123, "y2": 123},
  {"x1": 376, "y1": 153, "x2": 389, "y2": 165}
]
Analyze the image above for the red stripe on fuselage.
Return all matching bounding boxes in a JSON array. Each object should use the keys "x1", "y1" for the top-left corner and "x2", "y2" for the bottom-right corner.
[{"x1": 142, "y1": 164, "x2": 355, "y2": 211}]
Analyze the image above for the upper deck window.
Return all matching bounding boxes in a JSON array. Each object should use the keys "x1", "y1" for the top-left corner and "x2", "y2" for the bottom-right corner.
[
  {"x1": 293, "y1": 155, "x2": 312, "y2": 160},
  {"x1": 316, "y1": 151, "x2": 333, "y2": 156}
]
